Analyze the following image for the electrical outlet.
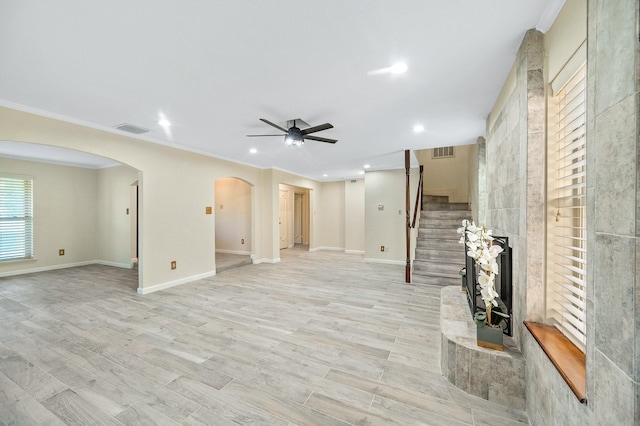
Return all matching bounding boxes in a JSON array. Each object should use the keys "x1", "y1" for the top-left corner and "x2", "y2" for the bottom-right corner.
[
  {"x1": 59, "y1": 249, "x2": 65, "y2": 256},
  {"x1": 206, "y1": 206, "x2": 212, "y2": 214},
  {"x1": 171, "y1": 261, "x2": 177, "y2": 270},
  {"x1": 241, "y1": 238, "x2": 245, "y2": 244},
  {"x1": 380, "y1": 245, "x2": 385, "y2": 252}
]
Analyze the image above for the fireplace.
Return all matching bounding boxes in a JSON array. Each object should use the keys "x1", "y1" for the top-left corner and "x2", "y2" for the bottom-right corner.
[{"x1": 464, "y1": 234, "x2": 513, "y2": 336}]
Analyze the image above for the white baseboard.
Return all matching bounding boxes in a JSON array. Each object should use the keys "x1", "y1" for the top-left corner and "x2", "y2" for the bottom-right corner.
[
  {"x1": 309, "y1": 247, "x2": 345, "y2": 253},
  {"x1": 0, "y1": 259, "x2": 138, "y2": 277},
  {"x1": 137, "y1": 270, "x2": 217, "y2": 295},
  {"x1": 345, "y1": 250, "x2": 365, "y2": 255},
  {"x1": 0, "y1": 260, "x2": 96, "y2": 277},
  {"x1": 252, "y1": 258, "x2": 280, "y2": 264},
  {"x1": 364, "y1": 258, "x2": 405, "y2": 265},
  {"x1": 215, "y1": 249, "x2": 252, "y2": 256},
  {"x1": 96, "y1": 260, "x2": 134, "y2": 269}
]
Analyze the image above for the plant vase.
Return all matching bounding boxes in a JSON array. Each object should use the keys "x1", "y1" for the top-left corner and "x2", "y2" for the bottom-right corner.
[{"x1": 476, "y1": 325, "x2": 504, "y2": 351}]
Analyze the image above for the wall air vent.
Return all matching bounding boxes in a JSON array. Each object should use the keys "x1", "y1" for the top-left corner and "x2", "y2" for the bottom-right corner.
[
  {"x1": 114, "y1": 123, "x2": 150, "y2": 135},
  {"x1": 432, "y1": 146, "x2": 455, "y2": 159}
]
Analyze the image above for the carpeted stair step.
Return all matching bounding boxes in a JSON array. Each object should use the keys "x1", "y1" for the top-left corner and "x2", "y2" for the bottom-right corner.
[
  {"x1": 416, "y1": 239, "x2": 462, "y2": 250},
  {"x1": 415, "y1": 247, "x2": 466, "y2": 262},
  {"x1": 423, "y1": 195, "x2": 450, "y2": 204},
  {"x1": 421, "y1": 210, "x2": 471, "y2": 221},
  {"x1": 411, "y1": 273, "x2": 462, "y2": 286},
  {"x1": 413, "y1": 259, "x2": 464, "y2": 275},
  {"x1": 422, "y1": 202, "x2": 470, "y2": 211},
  {"x1": 413, "y1": 200, "x2": 470, "y2": 287},
  {"x1": 419, "y1": 218, "x2": 465, "y2": 229},
  {"x1": 418, "y1": 227, "x2": 462, "y2": 239}
]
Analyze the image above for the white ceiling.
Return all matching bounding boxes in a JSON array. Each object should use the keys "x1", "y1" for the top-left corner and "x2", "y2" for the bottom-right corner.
[{"x1": 0, "y1": 1, "x2": 562, "y2": 179}]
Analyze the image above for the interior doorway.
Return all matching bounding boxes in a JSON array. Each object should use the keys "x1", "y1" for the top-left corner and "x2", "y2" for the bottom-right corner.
[
  {"x1": 294, "y1": 193, "x2": 303, "y2": 244},
  {"x1": 279, "y1": 190, "x2": 289, "y2": 249},
  {"x1": 279, "y1": 183, "x2": 310, "y2": 250},
  {"x1": 130, "y1": 181, "x2": 139, "y2": 264},
  {"x1": 214, "y1": 177, "x2": 253, "y2": 272}
]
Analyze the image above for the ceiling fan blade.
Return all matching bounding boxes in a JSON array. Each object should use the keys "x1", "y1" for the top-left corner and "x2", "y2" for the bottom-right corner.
[
  {"x1": 246, "y1": 134, "x2": 286, "y2": 137},
  {"x1": 259, "y1": 118, "x2": 288, "y2": 132},
  {"x1": 304, "y1": 135, "x2": 338, "y2": 144},
  {"x1": 301, "y1": 123, "x2": 333, "y2": 135}
]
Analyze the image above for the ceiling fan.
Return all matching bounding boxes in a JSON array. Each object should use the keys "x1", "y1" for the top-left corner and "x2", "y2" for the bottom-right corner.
[{"x1": 247, "y1": 118, "x2": 337, "y2": 146}]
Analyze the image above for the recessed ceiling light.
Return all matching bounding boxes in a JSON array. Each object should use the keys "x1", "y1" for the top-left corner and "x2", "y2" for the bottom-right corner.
[
  {"x1": 359, "y1": 170, "x2": 365, "y2": 175},
  {"x1": 158, "y1": 118, "x2": 171, "y2": 127},
  {"x1": 364, "y1": 164, "x2": 371, "y2": 169},
  {"x1": 323, "y1": 174, "x2": 328, "y2": 177},
  {"x1": 390, "y1": 63, "x2": 408, "y2": 74},
  {"x1": 367, "y1": 62, "x2": 408, "y2": 76},
  {"x1": 413, "y1": 124, "x2": 425, "y2": 133},
  {"x1": 249, "y1": 148, "x2": 257, "y2": 154}
]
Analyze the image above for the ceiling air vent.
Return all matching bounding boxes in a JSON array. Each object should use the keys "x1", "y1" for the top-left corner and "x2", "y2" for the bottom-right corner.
[{"x1": 114, "y1": 123, "x2": 150, "y2": 135}]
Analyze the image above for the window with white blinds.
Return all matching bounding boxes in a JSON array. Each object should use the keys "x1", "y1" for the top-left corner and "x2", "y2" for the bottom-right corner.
[
  {"x1": 0, "y1": 176, "x2": 34, "y2": 262},
  {"x1": 546, "y1": 62, "x2": 587, "y2": 352}
]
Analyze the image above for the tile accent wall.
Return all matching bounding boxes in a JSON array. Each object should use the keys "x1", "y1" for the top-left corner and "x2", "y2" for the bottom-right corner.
[
  {"x1": 485, "y1": 29, "x2": 546, "y2": 350},
  {"x1": 481, "y1": 1, "x2": 639, "y2": 424},
  {"x1": 587, "y1": 0, "x2": 639, "y2": 424}
]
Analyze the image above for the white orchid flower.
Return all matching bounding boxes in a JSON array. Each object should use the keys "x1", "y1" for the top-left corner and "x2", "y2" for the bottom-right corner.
[
  {"x1": 488, "y1": 245, "x2": 503, "y2": 257},
  {"x1": 478, "y1": 270, "x2": 492, "y2": 286},
  {"x1": 480, "y1": 286, "x2": 494, "y2": 304}
]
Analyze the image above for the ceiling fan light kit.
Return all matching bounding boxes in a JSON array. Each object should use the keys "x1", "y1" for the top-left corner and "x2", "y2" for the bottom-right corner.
[
  {"x1": 284, "y1": 126, "x2": 304, "y2": 147},
  {"x1": 247, "y1": 118, "x2": 337, "y2": 147}
]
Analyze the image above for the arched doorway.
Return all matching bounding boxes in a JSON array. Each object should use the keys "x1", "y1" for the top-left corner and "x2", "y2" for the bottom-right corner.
[{"x1": 0, "y1": 141, "x2": 142, "y2": 291}]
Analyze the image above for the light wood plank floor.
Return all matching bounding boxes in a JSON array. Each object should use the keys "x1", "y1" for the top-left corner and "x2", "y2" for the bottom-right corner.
[{"x1": 0, "y1": 248, "x2": 529, "y2": 425}]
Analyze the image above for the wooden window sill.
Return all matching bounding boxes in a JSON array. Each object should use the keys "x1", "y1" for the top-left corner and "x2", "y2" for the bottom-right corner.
[{"x1": 524, "y1": 321, "x2": 587, "y2": 403}]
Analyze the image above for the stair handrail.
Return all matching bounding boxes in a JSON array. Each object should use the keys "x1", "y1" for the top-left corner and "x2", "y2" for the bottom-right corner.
[
  {"x1": 410, "y1": 165, "x2": 424, "y2": 229},
  {"x1": 405, "y1": 151, "x2": 411, "y2": 283},
  {"x1": 405, "y1": 151, "x2": 424, "y2": 283}
]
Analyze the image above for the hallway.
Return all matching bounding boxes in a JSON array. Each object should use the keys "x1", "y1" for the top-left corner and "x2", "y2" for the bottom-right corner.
[{"x1": 0, "y1": 250, "x2": 527, "y2": 425}]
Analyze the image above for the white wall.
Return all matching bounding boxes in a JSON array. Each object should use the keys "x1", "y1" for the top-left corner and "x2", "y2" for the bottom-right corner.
[
  {"x1": 364, "y1": 168, "x2": 419, "y2": 264},
  {"x1": 0, "y1": 157, "x2": 138, "y2": 276},
  {"x1": 215, "y1": 177, "x2": 251, "y2": 255},
  {"x1": 97, "y1": 165, "x2": 140, "y2": 267},
  {"x1": 0, "y1": 106, "x2": 399, "y2": 291},
  {"x1": 0, "y1": 106, "x2": 265, "y2": 291},
  {"x1": 316, "y1": 181, "x2": 344, "y2": 251},
  {"x1": 415, "y1": 145, "x2": 472, "y2": 203},
  {"x1": 545, "y1": 0, "x2": 587, "y2": 83},
  {"x1": 344, "y1": 178, "x2": 365, "y2": 253}
]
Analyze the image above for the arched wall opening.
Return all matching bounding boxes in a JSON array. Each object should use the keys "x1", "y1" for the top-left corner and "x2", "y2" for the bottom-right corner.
[{"x1": 0, "y1": 141, "x2": 142, "y2": 291}]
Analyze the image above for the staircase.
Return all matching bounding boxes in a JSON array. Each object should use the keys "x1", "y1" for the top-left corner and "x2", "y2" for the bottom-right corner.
[{"x1": 413, "y1": 195, "x2": 470, "y2": 286}]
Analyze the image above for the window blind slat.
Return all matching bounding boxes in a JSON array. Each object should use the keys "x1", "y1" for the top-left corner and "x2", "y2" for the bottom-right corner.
[
  {"x1": 547, "y1": 61, "x2": 587, "y2": 353},
  {"x1": 0, "y1": 176, "x2": 34, "y2": 261}
]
